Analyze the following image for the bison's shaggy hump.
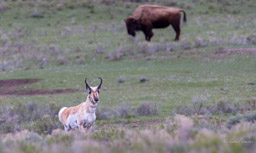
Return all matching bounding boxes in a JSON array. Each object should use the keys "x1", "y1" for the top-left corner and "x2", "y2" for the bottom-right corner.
[{"x1": 125, "y1": 5, "x2": 186, "y2": 42}]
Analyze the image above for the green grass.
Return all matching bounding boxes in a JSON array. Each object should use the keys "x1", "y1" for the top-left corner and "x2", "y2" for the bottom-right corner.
[
  {"x1": 0, "y1": 1, "x2": 256, "y2": 153},
  {"x1": 0, "y1": 0, "x2": 256, "y2": 121},
  {"x1": 1, "y1": 55, "x2": 256, "y2": 120}
]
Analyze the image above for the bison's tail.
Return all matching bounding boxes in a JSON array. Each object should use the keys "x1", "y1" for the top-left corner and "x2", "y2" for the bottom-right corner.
[{"x1": 180, "y1": 9, "x2": 187, "y2": 23}]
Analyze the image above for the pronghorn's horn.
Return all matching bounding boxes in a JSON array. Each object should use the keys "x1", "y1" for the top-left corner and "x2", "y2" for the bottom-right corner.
[
  {"x1": 85, "y1": 78, "x2": 91, "y2": 91},
  {"x1": 97, "y1": 77, "x2": 102, "y2": 90}
]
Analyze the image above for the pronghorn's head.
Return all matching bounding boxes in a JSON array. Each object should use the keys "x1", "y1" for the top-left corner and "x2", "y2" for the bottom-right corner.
[{"x1": 85, "y1": 77, "x2": 102, "y2": 104}]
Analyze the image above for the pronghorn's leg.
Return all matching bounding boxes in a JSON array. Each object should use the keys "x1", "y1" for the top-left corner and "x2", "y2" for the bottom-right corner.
[
  {"x1": 87, "y1": 125, "x2": 92, "y2": 134},
  {"x1": 64, "y1": 126, "x2": 70, "y2": 132},
  {"x1": 79, "y1": 124, "x2": 85, "y2": 133}
]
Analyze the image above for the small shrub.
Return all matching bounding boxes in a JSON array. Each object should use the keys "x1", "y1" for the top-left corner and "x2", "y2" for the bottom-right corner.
[
  {"x1": 48, "y1": 45, "x2": 61, "y2": 55},
  {"x1": 56, "y1": 3, "x2": 64, "y2": 10},
  {"x1": 174, "y1": 96, "x2": 207, "y2": 115},
  {"x1": 226, "y1": 114, "x2": 243, "y2": 128},
  {"x1": 47, "y1": 133, "x2": 74, "y2": 146},
  {"x1": 192, "y1": 96, "x2": 206, "y2": 113},
  {"x1": 96, "y1": 106, "x2": 114, "y2": 120},
  {"x1": 117, "y1": 76, "x2": 126, "y2": 83},
  {"x1": 25, "y1": 132, "x2": 43, "y2": 143},
  {"x1": 0, "y1": 102, "x2": 61, "y2": 134},
  {"x1": 167, "y1": 144, "x2": 187, "y2": 153},
  {"x1": 208, "y1": 5, "x2": 215, "y2": 10},
  {"x1": 165, "y1": 43, "x2": 175, "y2": 52},
  {"x1": 30, "y1": 8, "x2": 44, "y2": 18},
  {"x1": 32, "y1": 115, "x2": 60, "y2": 135},
  {"x1": 180, "y1": 42, "x2": 192, "y2": 50},
  {"x1": 194, "y1": 38, "x2": 209, "y2": 48},
  {"x1": 247, "y1": 33, "x2": 256, "y2": 45},
  {"x1": 39, "y1": 57, "x2": 48, "y2": 69},
  {"x1": 174, "y1": 105, "x2": 194, "y2": 115},
  {"x1": 138, "y1": 43, "x2": 149, "y2": 54},
  {"x1": 57, "y1": 56, "x2": 68, "y2": 65},
  {"x1": 216, "y1": 100, "x2": 236, "y2": 114},
  {"x1": 96, "y1": 46, "x2": 105, "y2": 54},
  {"x1": 97, "y1": 102, "x2": 160, "y2": 119},
  {"x1": 61, "y1": 28, "x2": 71, "y2": 38},
  {"x1": 13, "y1": 102, "x2": 59, "y2": 122},
  {"x1": 135, "y1": 102, "x2": 159, "y2": 116},
  {"x1": 139, "y1": 77, "x2": 149, "y2": 83},
  {"x1": 106, "y1": 47, "x2": 129, "y2": 61},
  {"x1": 76, "y1": 56, "x2": 86, "y2": 64},
  {"x1": 0, "y1": 120, "x2": 18, "y2": 134},
  {"x1": 19, "y1": 142, "x2": 39, "y2": 153},
  {"x1": 174, "y1": 98, "x2": 256, "y2": 116},
  {"x1": 227, "y1": 111, "x2": 256, "y2": 128},
  {"x1": 230, "y1": 35, "x2": 248, "y2": 45},
  {"x1": 138, "y1": 43, "x2": 167, "y2": 54},
  {"x1": 0, "y1": 3, "x2": 8, "y2": 12},
  {"x1": 106, "y1": 50, "x2": 123, "y2": 61},
  {"x1": 114, "y1": 103, "x2": 131, "y2": 118}
]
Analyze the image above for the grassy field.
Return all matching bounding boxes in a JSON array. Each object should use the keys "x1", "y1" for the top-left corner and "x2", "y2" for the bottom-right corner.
[{"x1": 0, "y1": 0, "x2": 256, "y2": 153}]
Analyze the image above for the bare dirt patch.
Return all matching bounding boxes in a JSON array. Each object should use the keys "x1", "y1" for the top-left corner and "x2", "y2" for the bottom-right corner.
[
  {"x1": 0, "y1": 89, "x2": 82, "y2": 96},
  {"x1": 210, "y1": 48, "x2": 256, "y2": 57},
  {"x1": 0, "y1": 78, "x2": 82, "y2": 96},
  {"x1": 0, "y1": 79, "x2": 41, "y2": 88},
  {"x1": 133, "y1": 48, "x2": 256, "y2": 59}
]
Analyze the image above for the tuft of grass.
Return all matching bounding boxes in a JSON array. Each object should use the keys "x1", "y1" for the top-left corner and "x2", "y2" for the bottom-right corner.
[
  {"x1": 2, "y1": 115, "x2": 256, "y2": 153},
  {"x1": 96, "y1": 106, "x2": 114, "y2": 120},
  {"x1": 174, "y1": 98, "x2": 256, "y2": 116},
  {"x1": 31, "y1": 115, "x2": 60, "y2": 135},
  {"x1": 114, "y1": 103, "x2": 131, "y2": 118},
  {"x1": 19, "y1": 142, "x2": 39, "y2": 153},
  {"x1": 57, "y1": 56, "x2": 68, "y2": 65},
  {"x1": 96, "y1": 102, "x2": 160, "y2": 120},
  {"x1": 139, "y1": 77, "x2": 150, "y2": 83},
  {"x1": 227, "y1": 111, "x2": 256, "y2": 128},
  {"x1": 247, "y1": 33, "x2": 256, "y2": 45},
  {"x1": 116, "y1": 75, "x2": 126, "y2": 83},
  {"x1": 0, "y1": 102, "x2": 61, "y2": 134},
  {"x1": 0, "y1": 120, "x2": 18, "y2": 134}
]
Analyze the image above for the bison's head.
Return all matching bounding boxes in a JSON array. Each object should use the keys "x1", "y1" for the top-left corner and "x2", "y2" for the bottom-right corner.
[{"x1": 124, "y1": 17, "x2": 137, "y2": 37}]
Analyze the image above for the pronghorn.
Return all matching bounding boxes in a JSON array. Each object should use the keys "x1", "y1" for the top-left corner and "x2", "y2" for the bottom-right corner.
[{"x1": 58, "y1": 78, "x2": 102, "y2": 133}]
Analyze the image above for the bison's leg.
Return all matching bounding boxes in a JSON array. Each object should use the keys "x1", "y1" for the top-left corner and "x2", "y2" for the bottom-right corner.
[
  {"x1": 171, "y1": 20, "x2": 181, "y2": 41},
  {"x1": 147, "y1": 31, "x2": 154, "y2": 41},
  {"x1": 142, "y1": 30, "x2": 149, "y2": 41},
  {"x1": 142, "y1": 26, "x2": 154, "y2": 41}
]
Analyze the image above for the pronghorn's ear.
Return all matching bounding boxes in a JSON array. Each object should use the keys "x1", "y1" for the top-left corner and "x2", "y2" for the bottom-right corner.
[
  {"x1": 97, "y1": 77, "x2": 102, "y2": 91},
  {"x1": 85, "y1": 78, "x2": 91, "y2": 92}
]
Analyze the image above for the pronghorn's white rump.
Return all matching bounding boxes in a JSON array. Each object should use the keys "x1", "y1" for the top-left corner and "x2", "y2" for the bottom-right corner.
[
  {"x1": 58, "y1": 107, "x2": 67, "y2": 122},
  {"x1": 58, "y1": 77, "x2": 102, "y2": 133}
]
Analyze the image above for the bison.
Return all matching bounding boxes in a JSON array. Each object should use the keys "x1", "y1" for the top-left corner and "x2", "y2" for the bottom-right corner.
[{"x1": 124, "y1": 5, "x2": 187, "y2": 41}]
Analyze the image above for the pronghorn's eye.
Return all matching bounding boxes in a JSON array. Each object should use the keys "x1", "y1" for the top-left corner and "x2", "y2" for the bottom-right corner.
[{"x1": 89, "y1": 91, "x2": 91, "y2": 94}]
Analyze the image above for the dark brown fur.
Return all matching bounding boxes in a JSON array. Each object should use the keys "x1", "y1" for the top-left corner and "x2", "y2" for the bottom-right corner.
[{"x1": 124, "y1": 5, "x2": 187, "y2": 41}]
